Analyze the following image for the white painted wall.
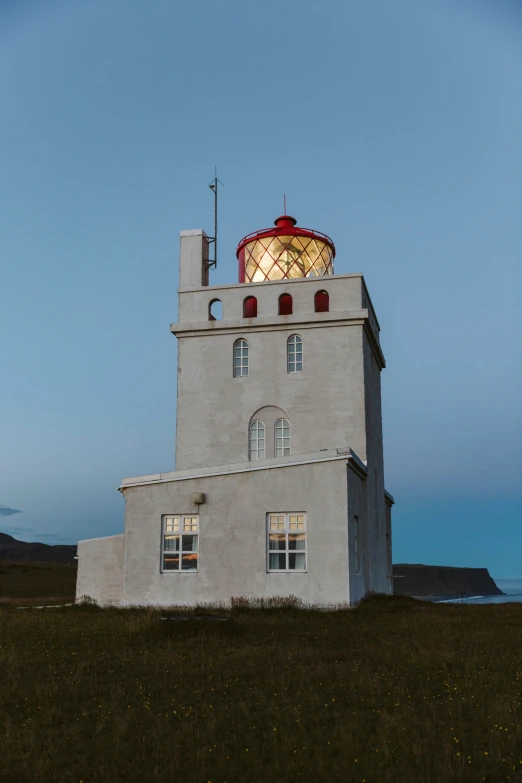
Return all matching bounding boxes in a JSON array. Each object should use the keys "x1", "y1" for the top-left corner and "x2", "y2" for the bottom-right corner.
[
  {"x1": 120, "y1": 457, "x2": 362, "y2": 607},
  {"x1": 76, "y1": 534, "x2": 124, "y2": 605},
  {"x1": 177, "y1": 273, "x2": 371, "y2": 325},
  {"x1": 174, "y1": 311, "x2": 375, "y2": 472}
]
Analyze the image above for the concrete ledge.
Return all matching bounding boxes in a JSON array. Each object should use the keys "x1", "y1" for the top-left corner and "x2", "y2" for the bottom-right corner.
[
  {"x1": 170, "y1": 310, "x2": 385, "y2": 368},
  {"x1": 180, "y1": 229, "x2": 208, "y2": 237},
  {"x1": 171, "y1": 310, "x2": 369, "y2": 335},
  {"x1": 385, "y1": 490, "x2": 395, "y2": 505},
  {"x1": 77, "y1": 533, "x2": 124, "y2": 545},
  {"x1": 178, "y1": 272, "x2": 363, "y2": 294},
  {"x1": 120, "y1": 447, "x2": 367, "y2": 489}
]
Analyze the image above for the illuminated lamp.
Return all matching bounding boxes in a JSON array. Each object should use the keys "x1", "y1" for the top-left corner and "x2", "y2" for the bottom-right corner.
[{"x1": 236, "y1": 215, "x2": 335, "y2": 284}]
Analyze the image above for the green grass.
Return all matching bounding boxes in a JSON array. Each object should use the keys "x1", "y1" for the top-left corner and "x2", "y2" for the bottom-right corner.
[
  {"x1": 0, "y1": 561, "x2": 77, "y2": 606},
  {"x1": 1, "y1": 567, "x2": 521, "y2": 782}
]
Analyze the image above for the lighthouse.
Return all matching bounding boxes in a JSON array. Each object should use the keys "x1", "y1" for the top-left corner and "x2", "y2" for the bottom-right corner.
[{"x1": 76, "y1": 212, "x2": 394, "y2": 607}]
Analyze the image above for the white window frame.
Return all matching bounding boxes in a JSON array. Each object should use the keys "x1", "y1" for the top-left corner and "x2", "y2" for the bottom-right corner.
[
  {"x1": 233, "y1": 339, "x2": 249, "y2": 377},
  {"x1": 275, "y1": 418, "x2": 291, "y2": 457},
  {"x1": 287, "y1": 334, "x2": 303, "y2": 373},
  {"x1": 249, "y1": 420, "x2": 265, "y2": 460},
  {"x1": 267, "y1": 512, "x2": 307, "y2": 572},
  {"x1": 161, "y1": 515, "x2": 199, "y2": 573}
]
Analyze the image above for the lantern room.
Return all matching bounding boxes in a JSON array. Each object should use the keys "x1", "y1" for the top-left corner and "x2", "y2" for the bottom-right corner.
[{"x1": 236, "y1": 215, "x2": 335, "y2": 284}]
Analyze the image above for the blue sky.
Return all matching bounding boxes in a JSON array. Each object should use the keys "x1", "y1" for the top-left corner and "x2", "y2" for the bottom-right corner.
[{"x1": 1, "y1": 0, "x2": 521, "y2": 576}]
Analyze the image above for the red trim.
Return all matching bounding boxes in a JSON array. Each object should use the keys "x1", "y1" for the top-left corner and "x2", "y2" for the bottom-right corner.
[
  {"x1": 236, "y1": 215, "x2": 336, "y2": 260},
  {"x1": 238, "y1": 248, "x2": 245, "y2": 283},
  {"x1": 273, "y1": 215, "x2": 297, "y2": 229}
]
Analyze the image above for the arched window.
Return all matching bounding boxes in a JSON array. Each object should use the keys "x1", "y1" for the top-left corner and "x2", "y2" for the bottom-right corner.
[
  {"x1": 278, "y1": 293, "x2": 293, "y2": 316},
  {"x1": 249, "y1": 406, "x2": 288, "y2": 461},
  {"x1": 315, "y1": 290, "x2": 329, "y2": 313},
  {"x1": 233, "y1": 339, "x2": 248, "y2": 377},
  {"x1": 208, "y1": 299, "x2": 222, "y2": 321},
  {"x1": 243, "y1": 296, "x2": 258, "y2": 318},
  {"x1": 249, "y1": 420, "x2": 265, "y2": 460},
  {"x1": 287, "y1": 334, "x2": 303, "y2": 373},
  {"x1": 275, "y1": 418, "x2": 291, "y2": 457}
]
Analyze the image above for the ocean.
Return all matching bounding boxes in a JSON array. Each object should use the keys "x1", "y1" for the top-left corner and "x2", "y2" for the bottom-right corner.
[{"x1": 437, "y1": 579, "x2": 522, "y2": 604}]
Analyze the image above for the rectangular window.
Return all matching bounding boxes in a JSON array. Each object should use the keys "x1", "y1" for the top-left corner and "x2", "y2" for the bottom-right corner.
[
  {"x1": 267, "y1": 513, "x2": 307, "y2": 572},
  {"x1": 162, "y1": 515, "x2": 199, "y2": 572},
  {"x1": 354, "y1": 514, "x2": 360, "y2": 573}
]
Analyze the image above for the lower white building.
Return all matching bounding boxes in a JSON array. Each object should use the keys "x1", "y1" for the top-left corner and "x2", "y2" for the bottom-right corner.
[{"x1": 76, "y1": 214, "x2": 394, "y2": 606}]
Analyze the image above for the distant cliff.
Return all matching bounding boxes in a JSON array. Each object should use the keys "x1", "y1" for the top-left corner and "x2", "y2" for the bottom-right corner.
[
  {"x1": 0, "y1": 533, "x2": 76, "y2": 563},
  {"x1": 392, "y1": 564, "x2": 504, "y2": 597}
]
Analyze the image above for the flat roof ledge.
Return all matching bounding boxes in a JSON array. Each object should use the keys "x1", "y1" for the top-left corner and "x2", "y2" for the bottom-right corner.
[{"x1": 119, "y1": 447, "x2": 368, "y2": 491}]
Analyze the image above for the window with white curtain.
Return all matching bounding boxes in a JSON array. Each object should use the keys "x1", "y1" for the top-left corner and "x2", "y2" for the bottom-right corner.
[
  {"x1": 249, "y1": 420, "x2": 265, "y2": 459},
  {"x1": 287, "y1": 334, "x2": 303, "y2": 373},
  {"x1": 233, "y1": 339, "x2": 249, "y2": 377},
  {"x1": 161, "y1": 515, "x2": 199, "y2": 572},
  {"x1": 275, "y1": 418, "x2": 291, "y2": 456},
  {"x1": 267, "y1": 513, "x2": 307, "y2": 571}
]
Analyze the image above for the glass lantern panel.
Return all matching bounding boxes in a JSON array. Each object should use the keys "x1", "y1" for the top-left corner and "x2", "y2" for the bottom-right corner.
[{"x1": 243, "y1": 236, "x2": 333, "y2": 281}]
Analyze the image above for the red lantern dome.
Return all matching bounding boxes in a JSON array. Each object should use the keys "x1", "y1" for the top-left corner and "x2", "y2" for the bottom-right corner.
[{"x1": 236, "y1": 215, "x2": 335, "y2": 283}]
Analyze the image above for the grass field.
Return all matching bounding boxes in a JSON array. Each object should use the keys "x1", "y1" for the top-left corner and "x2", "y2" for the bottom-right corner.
[
  {"x1": 0, "y1": 561, "x2": 77, "y2": 606},
  {"x1": 1, "y1": 564, "x2": 522, "y2": 782}
]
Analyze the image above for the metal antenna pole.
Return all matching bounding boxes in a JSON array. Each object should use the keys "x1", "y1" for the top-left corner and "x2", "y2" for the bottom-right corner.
[{"x1": 208, "y1": 168, "x2": 223, "y2": 270}]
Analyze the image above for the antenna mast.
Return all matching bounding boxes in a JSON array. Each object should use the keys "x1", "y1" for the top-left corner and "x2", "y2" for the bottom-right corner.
[{"x1": 208, "y1": 168, "x2": 223, "y2": 269}]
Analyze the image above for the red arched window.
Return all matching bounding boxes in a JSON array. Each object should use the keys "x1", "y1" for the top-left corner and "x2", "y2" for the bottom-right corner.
[
  {"x1": 243, "y1": 296, "x2": 257, "y2": 318},
  {"x1": 279, "y1": 293, "x2": 293, "y2": 316},
  {"x1": 315, "y1": 290, "x2": 329, "y2": 313}
]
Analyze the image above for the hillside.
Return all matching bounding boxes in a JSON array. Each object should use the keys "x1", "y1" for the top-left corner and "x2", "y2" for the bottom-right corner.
[
  {"x1": 0, "y1": 533, "x2": 505, "y2": 598},
  {"x1": 0, "y1": 532, "x2": 76, "y2": 563},
  {"x1": 392, "y1": 564, "x2": 504, "y2": 597}
]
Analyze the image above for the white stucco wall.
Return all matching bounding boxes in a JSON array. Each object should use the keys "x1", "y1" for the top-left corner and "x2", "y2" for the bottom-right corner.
[
  {"x1": 177, "y1": 273, "x2": 370, "y2": 324},
  {"x1": 362, "y1": 329, "x2": 389, "y2": 594},
  {"x1": 170, "y1": 239, "x2": 392, "y2": 602},
  {"x1": 346, "y1": 462, "x2": 370, "y2": 605},
  {"x1": 120, "y1": 456, "x2": 362, "y2": 607},
  {"x1": 173, "y1": 282, "x2": 382, "y2": 473},
  {"x1": 76, "y1": 534, "x2": 124, "y2": 605}
]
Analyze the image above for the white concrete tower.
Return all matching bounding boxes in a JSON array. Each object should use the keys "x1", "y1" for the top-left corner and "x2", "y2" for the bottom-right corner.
[{"x1": 171, "y1": 214, "x2": 391, "y2": 593}]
